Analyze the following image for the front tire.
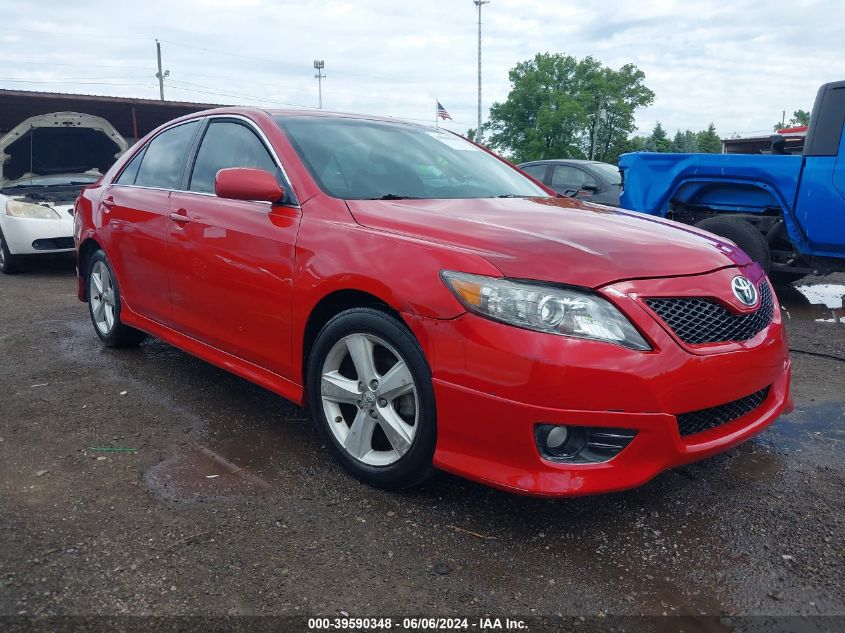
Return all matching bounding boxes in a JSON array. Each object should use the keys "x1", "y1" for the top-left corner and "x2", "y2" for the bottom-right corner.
[
  {"x1": 0, "y1": 228, "x2": 20, "y2": 274},
  {"x1": 86, "y1": 250, "x2": 146, "y2": 347},
  {"x1": 307, "y1": 308, "x2": 436, "y2": 490}
]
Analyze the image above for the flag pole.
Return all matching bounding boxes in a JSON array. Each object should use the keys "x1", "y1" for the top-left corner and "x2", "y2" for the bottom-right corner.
[{"x1": 435, "y1": 98, "x2": 439, "y2": 128}]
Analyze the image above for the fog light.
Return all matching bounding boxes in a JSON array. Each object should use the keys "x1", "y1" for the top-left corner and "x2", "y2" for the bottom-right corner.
[
  {"x1": 546, "y1": 425, "x2": 569, "y2": 448},
  {"x1": 535, "y1": 424, "x2": 638, "y2": 464}
]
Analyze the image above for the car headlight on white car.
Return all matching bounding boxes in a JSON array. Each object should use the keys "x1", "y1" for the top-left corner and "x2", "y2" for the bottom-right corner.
[
  {"x1": 5, "y1": 200, "x2": 61, "y2": 220},
  {"x1": 441, "y1": 271, "x2": 651, "y2": 350}
]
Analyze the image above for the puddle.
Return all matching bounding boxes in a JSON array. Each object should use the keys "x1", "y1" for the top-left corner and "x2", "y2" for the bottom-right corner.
[
  {"x1": 145, "y1": 442, "x2": 273, "y2": 501},
  {"x1": 778, "y1": 282, "x2": 845, "y2": 324},
  {"x1": 729, "y1": 451, "x2": 784, "y2": 480},
  {"x1": 760, "y1": 401, "x2": 845, "y2": 452},
  {"x1": 145, "y1": 411, "x2": 318, "y2": 502}
]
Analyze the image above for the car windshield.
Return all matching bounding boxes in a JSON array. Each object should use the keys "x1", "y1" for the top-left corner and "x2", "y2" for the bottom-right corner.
[
  {"x1": 276, "y1": 116, "x2": 549, "y2": 200},
  {"x1": 590, "y1": 162, "x2": 622, "y2": 185}
]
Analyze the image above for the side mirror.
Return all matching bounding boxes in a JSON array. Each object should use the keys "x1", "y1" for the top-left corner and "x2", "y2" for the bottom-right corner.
[{"x1": 215, "y1": 168, "x2": 284, "y2": 203}]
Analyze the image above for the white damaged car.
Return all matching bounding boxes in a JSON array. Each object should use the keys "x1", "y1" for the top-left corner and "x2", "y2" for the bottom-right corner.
[{"x1": 0, "y1": 112, "x2": 128, "y2": 273}]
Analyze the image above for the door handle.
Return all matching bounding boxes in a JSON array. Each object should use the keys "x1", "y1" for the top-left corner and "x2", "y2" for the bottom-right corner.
[
  {"x1": 169, "y1": 210, "x2": 191, "y2": 224},
  {"x1": 101, "y1": 196, "x2": 115, "y2": 210}
]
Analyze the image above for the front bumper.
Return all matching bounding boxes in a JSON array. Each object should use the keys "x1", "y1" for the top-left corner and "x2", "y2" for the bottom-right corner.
[
  {"x1": 403, "y1": 266, "x2": 792, "y2": 497},
  {"x1": 0, "y1": 214, "x2": 75, "y2": 255}
]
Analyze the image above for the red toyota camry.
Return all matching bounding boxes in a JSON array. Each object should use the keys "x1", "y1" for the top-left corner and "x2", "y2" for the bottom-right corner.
[{"x1": 74, "y1": 108, "x2": 792, "y2": 496}]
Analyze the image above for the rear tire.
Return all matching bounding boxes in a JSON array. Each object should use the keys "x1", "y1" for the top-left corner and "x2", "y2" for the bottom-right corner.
[
  {"x1": 307, "y1": 307, "x2": 436, "y2": 490},
  {"x1": 0, "y1": 228, "x2": 20, "y2": 274},
  {"x1": 86, "y1": 250, "x2": 146, "y2": 347},
  {"x1": 695, "y1": 216, "x2": 771, "y2": 272}
]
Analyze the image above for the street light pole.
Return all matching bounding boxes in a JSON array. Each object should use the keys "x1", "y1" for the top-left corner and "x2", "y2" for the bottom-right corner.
[
  {"x1": 314, "y1": 60, "x2": 326, "y2": 109},
  {"x1": 473, "y1": 0, "x2": 489, "y2": 143}
]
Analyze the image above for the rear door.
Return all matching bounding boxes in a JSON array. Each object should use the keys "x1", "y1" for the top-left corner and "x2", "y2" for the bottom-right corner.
[
  {"x1": 167, "y1": 117, "x2": 301, "y2": 378},
  {"x1": 103, "y1": 120, "x2": 199, "y2": 324}
]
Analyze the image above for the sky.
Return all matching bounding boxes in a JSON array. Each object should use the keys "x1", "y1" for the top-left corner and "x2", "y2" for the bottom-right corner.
[{"x1": 1, "y1": 0, "x2": 843, "y2": 141}]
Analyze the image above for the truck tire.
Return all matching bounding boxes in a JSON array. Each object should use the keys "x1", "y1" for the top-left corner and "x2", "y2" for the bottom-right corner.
[{"x1": 694, "y1": 216, "x2": 771, "y2": 273}]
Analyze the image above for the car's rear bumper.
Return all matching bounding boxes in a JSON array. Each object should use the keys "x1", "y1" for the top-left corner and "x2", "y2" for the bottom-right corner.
[{"x1": 403, "y1": 268, "x2": 792, "y2": 497}]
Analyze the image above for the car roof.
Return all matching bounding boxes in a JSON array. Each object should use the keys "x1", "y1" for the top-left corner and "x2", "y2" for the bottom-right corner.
[
  {"x1": 519, "y1": 159, "x2": 606, "y2": 166},
  {"x1": 174, "y1": 106, "x2": 434, "y2": 128}
]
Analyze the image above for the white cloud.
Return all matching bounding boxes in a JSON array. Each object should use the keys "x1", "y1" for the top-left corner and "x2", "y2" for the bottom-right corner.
[{"x1": 1, "y1": 0, "x2": 842, "y2": 140}]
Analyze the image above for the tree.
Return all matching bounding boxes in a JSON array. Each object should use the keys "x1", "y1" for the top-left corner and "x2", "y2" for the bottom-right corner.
[
  {"x1": 695, "y1": 123, "x2": 721, "y2": 153},
  {"x1": 671, "y1": 129, "x2": 699, "y2": 153},
  {"x1": 484, "y1": 53, "x2": 654, "y2": 164},
  {"x1": 773, "y1": 109, "x2": 810, "y2": 131},
  {"x1": 646, "y1": 122, "x2": 671, "y2": 152}
]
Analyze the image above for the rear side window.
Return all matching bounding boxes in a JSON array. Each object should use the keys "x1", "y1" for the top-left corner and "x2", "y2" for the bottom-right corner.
[
  {"x1": 115, "y1": 147, "x2": 145, "y2": 185},
  {"x1": 189, "y1": 121, "x2": 280, "y2": 194},
  {"x1": 520, "y1": 164, "x2": 547, "y2": 181},
  {"x1": 134, "y1": 121, "x2": 199, "y2": 189}
]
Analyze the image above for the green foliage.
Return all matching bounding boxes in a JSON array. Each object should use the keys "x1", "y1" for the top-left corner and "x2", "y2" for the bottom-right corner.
[
  {"x1": 773, "y1": 109, "x2": 810, "y2": 131},
  {"x1": 624, "y1": 122, "x2": 721, "y2": 155},
  {"x1": 671, "y1": 130, "x2": 699, "y2": 153},
  {"x1": 484, "y1": 53, "x2": 655, "y2": 164},
  {"x1": 696, "y1": 123, "x2": 722, "y2": 153},
  {"x1": 647, "y1": 122, "x2": 671, "y2": 152}
]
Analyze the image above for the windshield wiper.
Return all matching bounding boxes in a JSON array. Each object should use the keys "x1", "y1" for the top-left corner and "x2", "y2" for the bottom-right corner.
[
  {"x1": 496, "y1": 194, "x2": 526, "y2": 198},
  {"x1": 364, "y1": 194, "x2": 421, "y2": 200}
]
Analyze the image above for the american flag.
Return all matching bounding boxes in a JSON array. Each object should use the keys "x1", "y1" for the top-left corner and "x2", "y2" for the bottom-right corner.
[{"x1": 436, "y1": 101, "x2": 452, "y2": 121}]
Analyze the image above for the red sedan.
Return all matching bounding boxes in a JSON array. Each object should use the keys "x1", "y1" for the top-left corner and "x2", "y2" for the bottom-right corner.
[{"x1": 74, "y1": 108, "x2": 792, "y2": 496}]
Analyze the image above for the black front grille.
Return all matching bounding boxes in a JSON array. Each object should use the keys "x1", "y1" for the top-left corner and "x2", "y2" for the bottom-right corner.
[
  {"x1": 676, "y1": 387, "x2": 770, "y2": 437},
  {"x1": 32, "y1": 237, "x2": 74, "y2": 251},
  {"x1": 645, "y1": 281, "x2": 773, "y2": 344}
]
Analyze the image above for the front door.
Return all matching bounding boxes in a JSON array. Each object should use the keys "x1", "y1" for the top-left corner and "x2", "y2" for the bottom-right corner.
[{"x1": 166, "y1": 119, "x2": 301, "y2": 378}]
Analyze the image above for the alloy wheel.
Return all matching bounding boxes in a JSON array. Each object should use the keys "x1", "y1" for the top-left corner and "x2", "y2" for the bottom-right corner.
[
  {"x1": 320, "y1": 333, "x2": 419, "y2": 466},
  {"x1": 89, "y1": 260, "x2": 116, "y2": 335}
]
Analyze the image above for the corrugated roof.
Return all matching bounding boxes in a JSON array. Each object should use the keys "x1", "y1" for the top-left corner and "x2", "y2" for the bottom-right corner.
[{"x1": 0, "y1": 88, "x2": 226, "y2": 141}]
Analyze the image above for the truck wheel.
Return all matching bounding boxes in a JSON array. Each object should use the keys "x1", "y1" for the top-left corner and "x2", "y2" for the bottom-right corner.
[{"x1": 695, "y1": 216, "x2": 771, "y2": 272}]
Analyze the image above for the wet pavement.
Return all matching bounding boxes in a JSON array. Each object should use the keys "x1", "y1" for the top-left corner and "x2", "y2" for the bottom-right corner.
[
  {"x1": 780, "y1": 282, "x2": 845, "y2": 325},
  {"x1": 1, "y1": 260, "x2": 843, "y2": 619}
]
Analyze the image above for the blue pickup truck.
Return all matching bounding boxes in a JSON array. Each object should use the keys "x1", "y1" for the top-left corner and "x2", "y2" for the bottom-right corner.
[{"x1": 619, "y1": 80, "x2": 845, "y2": 284}]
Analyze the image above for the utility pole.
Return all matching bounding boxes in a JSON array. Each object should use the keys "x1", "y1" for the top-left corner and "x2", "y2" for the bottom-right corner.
[
  {"x1": 781, "y1": 110, "x2": 786, "y2": 128},
  {"x1": 590, "y1": 99, "x2": 605, "y2": 161},
  {"x1": 155, "y1": 40, "x2": 169, "y2": 101},
  {"x1": 314, "y1": 60, "x2": 326, "y2": 109},
  {"x1": 474, "y1": 0, "x2": 489, "y2": 143}
]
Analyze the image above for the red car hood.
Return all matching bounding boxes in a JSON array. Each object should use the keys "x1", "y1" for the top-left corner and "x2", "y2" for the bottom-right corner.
[{"x1": 346, "y1": 196, "x2": 749, "y2": 288}]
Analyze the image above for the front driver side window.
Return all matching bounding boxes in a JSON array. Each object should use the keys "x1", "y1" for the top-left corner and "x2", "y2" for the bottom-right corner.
[
  {"x1": 189, "y1": 121, "x2": 281, "y2": 195},
  {"x1": 551, "y1": 165, "x2": 586, "y2": 190}
]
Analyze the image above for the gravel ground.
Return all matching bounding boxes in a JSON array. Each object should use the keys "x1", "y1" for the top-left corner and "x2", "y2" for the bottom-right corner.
[{"x1": 1, "y1": 260, "x2": 843, "y2": 622}]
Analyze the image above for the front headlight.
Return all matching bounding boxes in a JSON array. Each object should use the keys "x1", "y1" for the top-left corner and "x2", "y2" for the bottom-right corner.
[
  {"x1": 5, "y1": 200, "x2": 61, "y2": 220},
  {"x1": 441, "y1": 271, "x2": 651, "y2": 350}
]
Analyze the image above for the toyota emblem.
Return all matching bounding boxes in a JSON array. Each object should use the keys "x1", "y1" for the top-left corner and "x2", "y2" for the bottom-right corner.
[{"x1": 731, "y1": 276, "x2": 758, "y2": 307}]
